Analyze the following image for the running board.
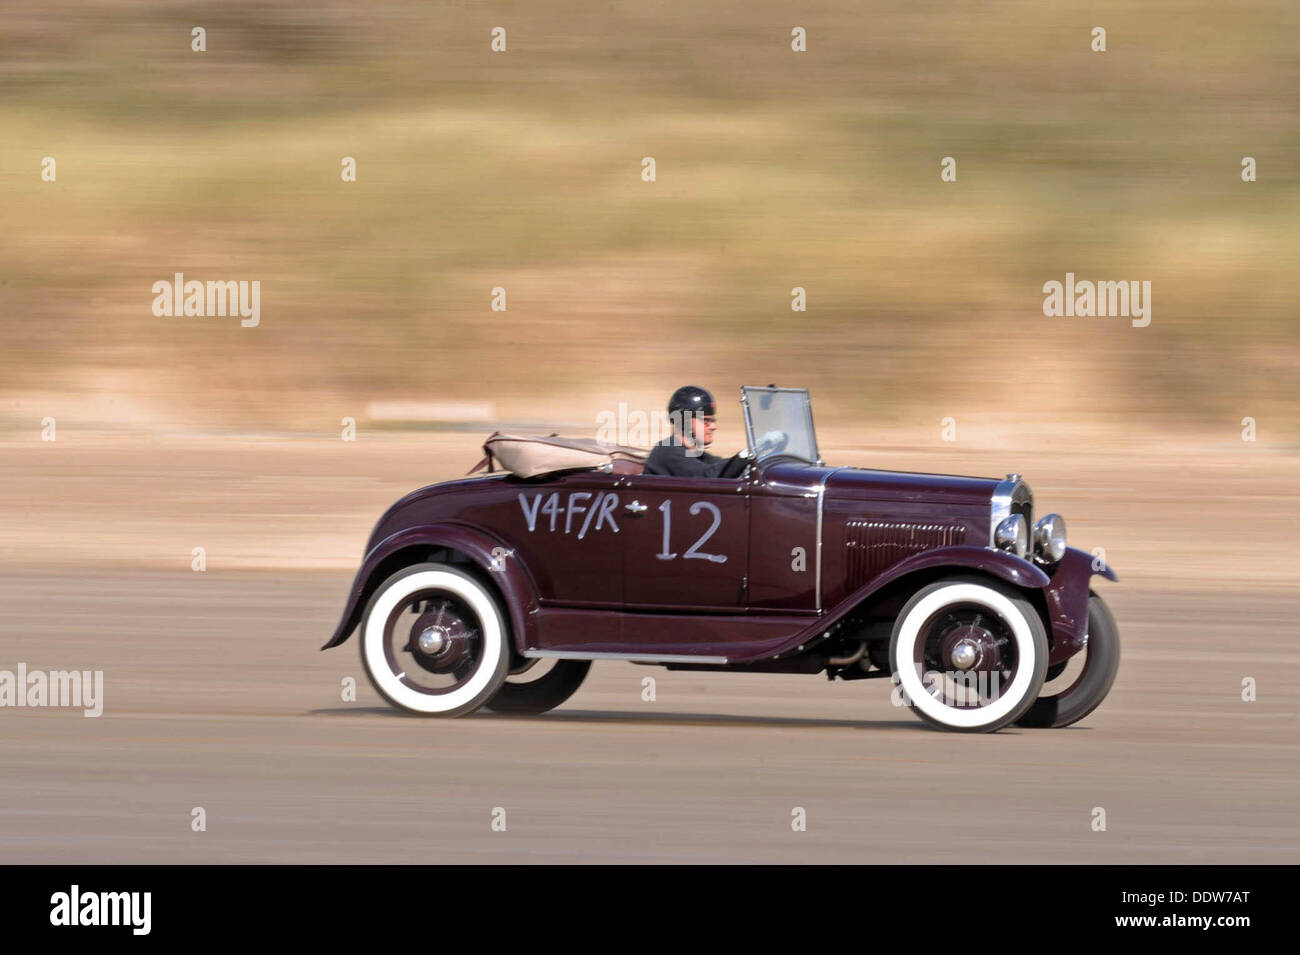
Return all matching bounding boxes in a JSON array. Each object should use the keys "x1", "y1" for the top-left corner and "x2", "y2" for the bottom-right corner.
[{"x1": 521, "y1": 650, "x2": 730, "y2": 665}]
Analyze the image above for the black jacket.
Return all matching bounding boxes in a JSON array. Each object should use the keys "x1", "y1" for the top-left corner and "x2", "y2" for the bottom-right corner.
[{"x1": 644, "y1": 437, "x2": 734, "y2": 478}]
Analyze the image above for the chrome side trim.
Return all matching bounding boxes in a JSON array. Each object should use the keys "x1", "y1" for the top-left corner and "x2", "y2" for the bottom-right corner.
[
  {"x1": 521, "y1": 650, "x2": 730, "y2": 664},
  {"x1": 815, "y1": 466, "x2": 850, "y2": 611}
]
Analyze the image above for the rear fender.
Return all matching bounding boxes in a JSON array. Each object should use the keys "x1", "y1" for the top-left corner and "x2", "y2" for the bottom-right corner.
[{"x1": 320, "y1": 523, "x2": 538, "y2": 653}]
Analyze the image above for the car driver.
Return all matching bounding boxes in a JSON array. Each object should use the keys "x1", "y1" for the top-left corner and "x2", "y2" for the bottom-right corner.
[{"x1": 644, "y1": 386, "x2": 753, "y2": 478}]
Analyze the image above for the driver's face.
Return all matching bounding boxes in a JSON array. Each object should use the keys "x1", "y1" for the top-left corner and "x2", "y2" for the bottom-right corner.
[{"x1": 692, "y1": 414, "x2": 717, "y2": 447}]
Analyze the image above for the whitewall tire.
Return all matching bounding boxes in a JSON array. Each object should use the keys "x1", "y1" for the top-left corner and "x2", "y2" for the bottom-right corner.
[
  {"x1": 889, "y1": 576, "x2": 1048, "y2": 733},
  {"x1": 360, "y1": 563, "x2": 510, "y2": 716}
]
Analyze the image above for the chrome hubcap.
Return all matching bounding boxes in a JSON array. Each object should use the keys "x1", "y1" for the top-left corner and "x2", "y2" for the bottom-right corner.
[
  {"x1": 417, "y1": 625, "x2": 449, "y2": 655},
  {"x1": 950, "y1": 639, "x2": 978, "y2": 670}
]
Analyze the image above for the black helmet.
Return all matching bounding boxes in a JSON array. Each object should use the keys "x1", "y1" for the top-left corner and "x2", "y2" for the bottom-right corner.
[{"x1": 668, "y1": 385, "x2": 716, "y2": 421}]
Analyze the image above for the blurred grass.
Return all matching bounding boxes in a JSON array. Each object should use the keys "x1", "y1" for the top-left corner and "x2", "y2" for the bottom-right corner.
[{"x1": 1, "y1": 0, "x2": 1297, "y2": 436}]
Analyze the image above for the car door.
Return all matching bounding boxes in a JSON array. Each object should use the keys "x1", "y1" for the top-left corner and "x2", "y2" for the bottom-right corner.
[
  {"x1": 616, "y1": 473, "x2": 748, "y2": 609},
  {"x1": 504, "y1": 471, "x2": 625, "y2": 606}
]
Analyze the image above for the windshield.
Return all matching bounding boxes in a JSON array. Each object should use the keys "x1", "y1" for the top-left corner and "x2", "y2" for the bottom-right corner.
[{"x1": 741, "y1": 386, "x2": 820, "y2": 464}]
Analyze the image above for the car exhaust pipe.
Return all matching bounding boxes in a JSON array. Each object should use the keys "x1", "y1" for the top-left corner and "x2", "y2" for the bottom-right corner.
[{"x1": 827, "y1": 642, "x2": 867, "y2": 666}]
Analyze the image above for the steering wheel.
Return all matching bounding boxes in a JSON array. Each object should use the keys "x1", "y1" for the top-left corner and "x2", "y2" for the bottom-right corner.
[
  {"x1": 751, "y1": 429, "x2": 789, "y2": 459},
  {"x1": 717, "y1": 452, "x2": 750, "y2": 479}
]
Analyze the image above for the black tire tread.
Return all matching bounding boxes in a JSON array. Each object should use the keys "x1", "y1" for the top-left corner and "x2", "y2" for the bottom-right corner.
[
  {"x1": 485, "y1": 660, "x2": 591, "y2": 715},
  {"x1": 1015, "y1": 593, "x2": 1120, "y2": 729}
]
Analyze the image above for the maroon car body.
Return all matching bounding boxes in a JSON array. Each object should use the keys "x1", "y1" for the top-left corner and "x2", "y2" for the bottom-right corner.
[{"x1": 325, "y1": 387, "x2": 1119, "y2": 732}]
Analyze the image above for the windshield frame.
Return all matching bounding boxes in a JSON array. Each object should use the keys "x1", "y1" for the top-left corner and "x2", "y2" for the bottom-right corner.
[{"x1": 740, "y1": 386, "x2": 822, "y2": 466}]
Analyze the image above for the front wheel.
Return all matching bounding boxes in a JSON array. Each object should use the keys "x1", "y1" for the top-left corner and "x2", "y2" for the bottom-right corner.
[
  {"x1": 360, "y1": 563, "x2": 510, "y2": 716},
  {"x1": 1015, "y1": 593, "x2": 1120, "y2": 728},
  {"x1": 889, "y1": 576, "x2": 1049, "y2": 733}
]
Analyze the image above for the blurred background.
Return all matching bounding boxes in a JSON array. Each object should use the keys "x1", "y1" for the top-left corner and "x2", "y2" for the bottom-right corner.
[
  {"x1": 2, "y1": 0, "x2": 1297, "y2": 437},
  {"x1": 1, "y1": 0, "x2": 1297, "y2": 582}
]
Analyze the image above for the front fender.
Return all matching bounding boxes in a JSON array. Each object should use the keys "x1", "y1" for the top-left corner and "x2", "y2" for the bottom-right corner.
[
  {"x1": 867, "y1": 545, "x2": 1051, "y2": 594},
  {"x1": 1042, "y1": 546, "x2": 1118, "y2": 664},
  {"x1": 738, "y1": 545, "x2": 1119, "y2": 666},
  {"x1": 731, "y1": 546, "x2": 1049, "y2": 664},
  {"x1": 320, "y1": 522, "x2": 539, "y2": 652}
]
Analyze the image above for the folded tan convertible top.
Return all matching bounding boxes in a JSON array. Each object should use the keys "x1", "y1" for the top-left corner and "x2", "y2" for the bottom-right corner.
[{"x1": 468, "y1": 431, "x2": 648, "y2": 479}]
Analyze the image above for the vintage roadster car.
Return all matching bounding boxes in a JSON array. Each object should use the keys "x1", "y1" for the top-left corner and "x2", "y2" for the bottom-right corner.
[{"x1": 324, "y1": 386, "x2": 1119, "y2": 732}]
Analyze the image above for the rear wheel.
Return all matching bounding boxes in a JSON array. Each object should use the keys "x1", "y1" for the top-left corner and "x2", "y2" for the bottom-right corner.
[
  {"x1": 360, "y1": 562, "x2": 510, "y2": 716},
  {"x1": 1016, "y1": 593, "x2": 1120, "y2": 728},
  {"x1": 485, "y1": 658, "x2": 591, "y2": 715},
  {"x1": 889, "y1": 576, "x2": 1048, "y2": 733}
]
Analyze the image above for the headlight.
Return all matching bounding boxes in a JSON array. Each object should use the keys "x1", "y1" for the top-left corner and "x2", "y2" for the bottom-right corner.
[
  {"x1": 1033, "y1": 513, "x2": 1067, "y2": 563},
  {"x1": 994, "y1": 514, "x2": 1028, "y2": 558}
]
